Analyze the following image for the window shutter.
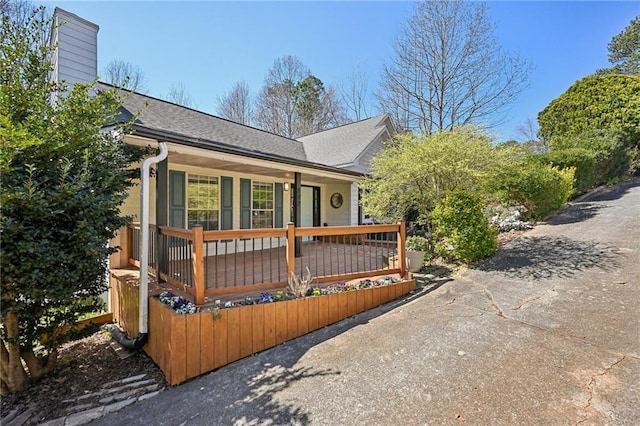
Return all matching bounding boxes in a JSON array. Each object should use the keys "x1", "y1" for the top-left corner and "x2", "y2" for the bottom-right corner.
[
  {"x1": 221, "y1": 176, "x2": 233, "y2": 230},
  {"x1": 169, "y1": 171, "x2": 185, "y2": 228},
  {"x1": 274, "y1": 183, "x2": 284, "y2": 228},
  {"x1": 240, "y1": 178, "x2": 251, "y2": 229}
]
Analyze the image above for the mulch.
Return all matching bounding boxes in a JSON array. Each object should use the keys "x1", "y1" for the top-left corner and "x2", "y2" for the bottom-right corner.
[{"x1": 1, "y1": 330, "x2": 166, "y2": 425}]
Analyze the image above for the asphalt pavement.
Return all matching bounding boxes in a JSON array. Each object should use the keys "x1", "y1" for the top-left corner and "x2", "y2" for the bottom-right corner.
[{"x1": 93, "y1": 179, "x2": 640, "y2": 426}]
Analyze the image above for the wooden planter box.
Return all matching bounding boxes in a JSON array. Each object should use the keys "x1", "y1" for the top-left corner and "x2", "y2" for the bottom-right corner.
[{"x1": 144, "y1": 279, "x2": 416, "y2": 385}]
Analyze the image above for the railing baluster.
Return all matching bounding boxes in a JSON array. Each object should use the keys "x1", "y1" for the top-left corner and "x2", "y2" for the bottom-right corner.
[
  {"x1": 205, "y1": 241, "x2": 209, "y2": 290},
  {"x1": 224, "y1": 241, "x2": 229, "y2": 289},
  {"x1": 152, "y1": 223, "x2": 404, "y2": 299}
]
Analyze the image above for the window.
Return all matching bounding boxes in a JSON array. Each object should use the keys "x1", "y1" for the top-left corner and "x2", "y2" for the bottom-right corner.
[
  {"x1": 187, "y1": 174, "x2": 219, "y2": 230},
  {"x1": 252, "y1": 181, "x2": 273, "y2": 228}
]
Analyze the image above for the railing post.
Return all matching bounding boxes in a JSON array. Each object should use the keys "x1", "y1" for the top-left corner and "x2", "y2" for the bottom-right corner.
[
  {"x1": 397, "y1": 221, "x2": 407, "y2": 278},
  {"x1": 126, "y1": 224, "x2": 134, "y2": 266},
  {"x1": 192, "y1": 226, "x2": 205, "y2": 305},
  {"x1": 286, "y1": 222, "x2": 296, "y2": 279}
]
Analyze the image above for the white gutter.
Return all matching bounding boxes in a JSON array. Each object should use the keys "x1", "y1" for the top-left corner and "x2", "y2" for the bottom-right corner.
[{"x1": 139, "y1": 143, "x2": 168, "y2": 334}]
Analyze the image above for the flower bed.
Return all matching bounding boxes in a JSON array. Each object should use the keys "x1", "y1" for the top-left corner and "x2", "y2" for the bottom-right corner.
[
  {"x1": 157, "y1": 276, "x2": 403, "y2": 313},
  {"x1": 145, "y1": 277, "x2": 416, "y2": 385}
]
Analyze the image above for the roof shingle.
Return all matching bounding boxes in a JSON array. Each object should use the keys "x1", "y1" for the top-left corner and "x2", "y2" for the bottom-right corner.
[
  {"x1": 298, "y1": 115, "x2": 391, "y2": 167},
  {"x1": 99, "y1": 82, "x2": 308, "y2": 162}
]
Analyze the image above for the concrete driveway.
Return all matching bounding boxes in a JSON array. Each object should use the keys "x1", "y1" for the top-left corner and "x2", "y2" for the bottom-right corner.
[{"x1": 94, "y1": 180, "x2": 639, "y2": 426}]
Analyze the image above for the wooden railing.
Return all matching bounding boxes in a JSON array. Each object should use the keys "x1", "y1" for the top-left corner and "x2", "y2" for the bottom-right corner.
[{"x1": 127, "y1": 222, "x2": 407, "y2": 305}]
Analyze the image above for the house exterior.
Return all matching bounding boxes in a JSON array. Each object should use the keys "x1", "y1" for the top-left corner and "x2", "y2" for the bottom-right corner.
[
  {"x1": 43, "y1": 17, "x2": 398, "y2": 270},
  {"x1": 105, "y1": 84, "x2": 393, "y2": 268},
  {"x1": 44, "y1": 12, "x2": 415, "y2": 382}
]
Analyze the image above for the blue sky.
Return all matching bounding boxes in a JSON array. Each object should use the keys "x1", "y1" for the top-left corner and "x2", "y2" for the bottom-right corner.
[{"x1": 49, "y1": 1, "x2": 638, "y2": 141}]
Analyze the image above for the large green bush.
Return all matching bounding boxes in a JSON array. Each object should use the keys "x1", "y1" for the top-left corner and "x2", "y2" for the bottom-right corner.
[
  {"x1": 431, "y1": 190, "x2": 497, "y2": 262},
  {"x1": 489, "y1": 161, "x2": 575, "y2": 220},
  {"x1": 551, "y1": 129, "x2": 631, "y2": 184},
  {"x1": 538, "y1": 75, "x2": 640, "y2": 144},
  {"x1": 536, "y1": 148, "x2": 596, "y2": 196},
  {"x1": 1, "y1": 9, "x2": 146, "y2": 394}
]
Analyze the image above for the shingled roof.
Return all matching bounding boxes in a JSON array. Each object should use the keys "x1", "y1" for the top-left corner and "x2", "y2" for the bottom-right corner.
[
  {"x1": 297, "y1": 114, "x2": 392, "y2": 167},
  {"x1": 100, "y1": 82, "x2": 390, "y2": 171},
  {"x1": 98, "y1": 82, "x2": 308, "y2": 163}
]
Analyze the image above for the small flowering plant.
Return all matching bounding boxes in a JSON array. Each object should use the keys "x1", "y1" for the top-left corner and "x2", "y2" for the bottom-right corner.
[
  {"x1": 259, "y1": 292, "x2": 275, "y2": 303},
  {"x1": 406, "y1": 236, "x2": 430, "y2": 252},
  {"x1": 158, "y1": 291, "x2": 197, "y2": 315},
  {"x1": 238, "y1": 296, "x2": 255, "y2": 306},
  {"x1": 159, "y1": 276, "x2": 404, "y2": 315}
]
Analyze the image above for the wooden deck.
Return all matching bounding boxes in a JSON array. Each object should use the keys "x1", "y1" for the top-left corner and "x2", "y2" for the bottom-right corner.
[
  {"x1": 162, "y1": 240, "x2": 399, "y2": 299},
  {"x1": 127, "y1": 222, "x2": 407, "y2": 305}
]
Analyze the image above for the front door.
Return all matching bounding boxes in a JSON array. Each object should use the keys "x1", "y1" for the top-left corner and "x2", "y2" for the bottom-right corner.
[{"x1": 299, "y1": 185, "x2": 320, "y2": 240}]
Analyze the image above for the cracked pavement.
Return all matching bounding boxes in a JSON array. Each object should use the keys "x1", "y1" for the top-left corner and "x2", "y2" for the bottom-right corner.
[{"x1": 95, "y1": 180, "x2": 639, "y2": 426}]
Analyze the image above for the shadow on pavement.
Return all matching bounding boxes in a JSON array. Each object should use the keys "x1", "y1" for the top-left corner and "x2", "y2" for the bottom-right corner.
[
  {"x1": 182, "y1": 276, "x2": 454, "y2": 425},
  {"x1": 226, "y1": 364, "x2": 337, "y2": 425},
  {"x1": 546, "y1": 202, "x2": 605, "y2": 226},
  {"x1": 581, "y1": 178, "x2": 640, "y2": 203},
  {"x1": 473, "y1": 235, "x2": 620, "y2": 280}
]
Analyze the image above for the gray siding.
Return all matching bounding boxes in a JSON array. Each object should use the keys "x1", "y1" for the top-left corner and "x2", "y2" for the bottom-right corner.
[
  {"x1": 51, "y1": 8, "x2": 98, "y2": 89},
  {"x1": 354, "y1": 137, "x2": 384, "y2": 174}
]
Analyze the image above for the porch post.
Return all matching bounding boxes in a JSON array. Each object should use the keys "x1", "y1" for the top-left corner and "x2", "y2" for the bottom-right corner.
[
  {"x1": 156, "y1": 157, "x2": 168, "y2": 276},
  {"x1": 286, "y1": 222, "x2": 296, "y2": 279},
  {"x1": 397, "y1": 221, "x2": 407, "y2": 278},
  {"x1": 192, "y1": 225, "x2": 205, "y2": 305},
  {"x1": 293, "y1": 172, "x2": 302, "y2": 257}
]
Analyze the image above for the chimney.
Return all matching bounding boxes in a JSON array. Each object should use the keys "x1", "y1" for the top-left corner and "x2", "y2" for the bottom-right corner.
[{"x1": 50, "y1": 8, "x2": 99, "y2": 93}]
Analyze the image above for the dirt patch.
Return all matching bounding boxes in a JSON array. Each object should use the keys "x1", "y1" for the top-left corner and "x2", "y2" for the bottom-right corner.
[
  {"x1": 497, "y1": 229, "x2": 527, "y2": 248},
  {"x1": 1, "y1": 329, "x2": 165, "y2": 425}
]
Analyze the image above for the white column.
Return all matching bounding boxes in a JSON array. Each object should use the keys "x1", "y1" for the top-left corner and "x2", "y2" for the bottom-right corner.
[{"x1": 350, "y1": 183, "x2": 359, "y2": 226}]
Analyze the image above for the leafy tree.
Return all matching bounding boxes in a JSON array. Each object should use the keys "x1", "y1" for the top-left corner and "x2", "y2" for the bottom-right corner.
[
  {"x1": 431, "y1": 189, "x2": 497, "y2": 262},
  {"x1": 360, "y1": 127, "x2": 512, "y2": 227},
  {"x1": 254, "y1": 55, "x2": 345, "y2": 138},
  {"x1": 597, "y1": 16, "x2": 639, "y2": 76},
  {"x1": 215, "y1": 80, "x2": 252, "y2": 125},
  {"x1": 1, "y1": 7, "x2": 146, "y2": 394},
  {"x1": 376, "y1": 0, "x2": 531, "y2": 134},
  {"x1": 102, "y1": 59, "x2": 147, "y2": 92},
  {"x1": 293, "y1": 75, "x2": 344, "y2": 136},
  {"x1": 537, "y1": 74, "x2": 640, "y2": 144}
]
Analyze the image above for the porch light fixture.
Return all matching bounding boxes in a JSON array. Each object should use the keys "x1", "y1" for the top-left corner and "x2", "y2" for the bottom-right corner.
[{"x1": 284, "y1": 182, "x2": 290, "y2": 191}]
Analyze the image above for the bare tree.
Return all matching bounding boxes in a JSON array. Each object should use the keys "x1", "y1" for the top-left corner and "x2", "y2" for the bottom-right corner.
[
  {"x1": 516, "y1": 117, "x2": 547, "y2": 153},
  {"x1": 377, "y1": 0, "x2": 531, "y2": 134},
  {"x1": 165, "y1": 82, "x2": 197, "y2": 108},
  {"x1": 516, "y1": 117, "x2": 538, "y2": 142},
  {"x1": 101, "y1": 59, "x2": 147, "y2": 92},
  {"x1": 255, "y1": 55, "x2": 310, "y2": 138},
  {"x1": 216, "y1": 80, "x2": 252, "y2": 125},
  {"x1": 314, "y1": 85, "x2": 347, "y2": 132},
  {"x1": 255, "y1": 55, "x2": 346, "y2": 138},
  {"x1": 339, "y1": 65, "x2": 370, "y2": 121}
]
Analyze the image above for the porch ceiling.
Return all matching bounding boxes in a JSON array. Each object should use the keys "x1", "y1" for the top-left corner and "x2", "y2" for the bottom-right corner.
[{"x1": 169, "y1": 151, "x2": 357, "y2": 185}]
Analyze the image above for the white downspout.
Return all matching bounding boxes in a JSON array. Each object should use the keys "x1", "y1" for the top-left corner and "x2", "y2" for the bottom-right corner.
[{"x1": 139, "y1": 143, "x2": 168, "y2": 335}]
